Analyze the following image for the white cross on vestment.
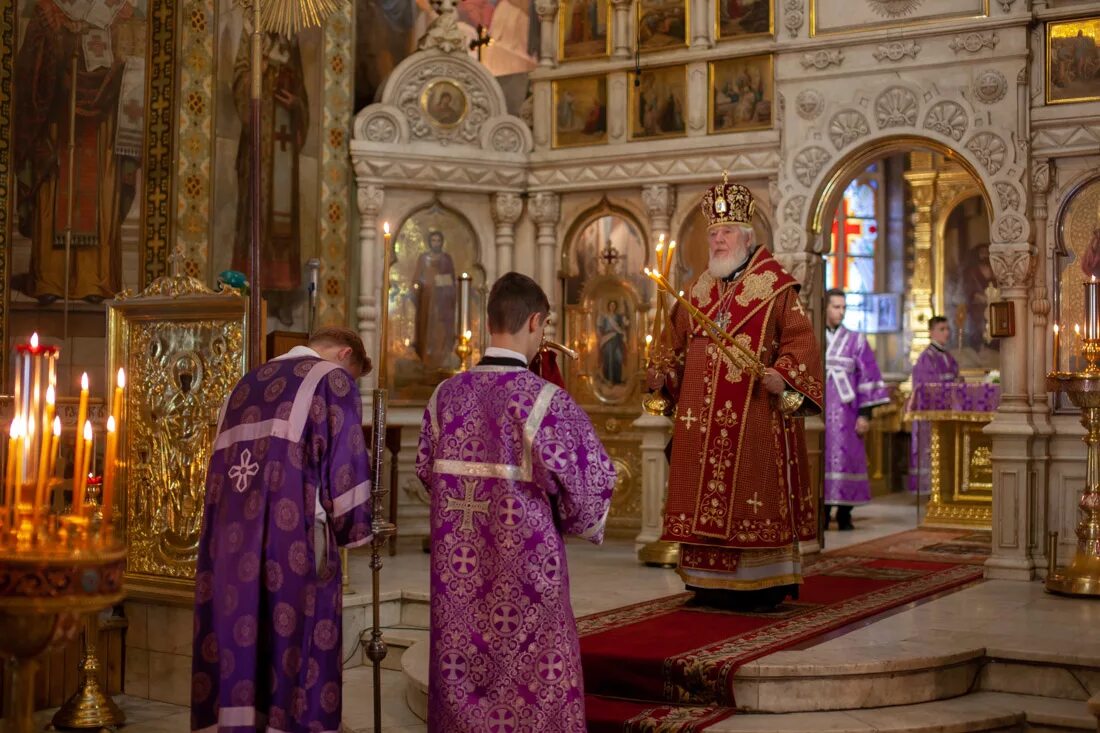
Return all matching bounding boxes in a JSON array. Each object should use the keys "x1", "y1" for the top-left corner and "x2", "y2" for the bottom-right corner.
[
  {"x1": 445, "y1": 479, "x2": 490, "y2": 531},
  {"x1": 679, "y1": 408, "x2": 698, "y2": 429},
  {"x1": 746, "y1": 492, "x2": 763, "y2": 513}
]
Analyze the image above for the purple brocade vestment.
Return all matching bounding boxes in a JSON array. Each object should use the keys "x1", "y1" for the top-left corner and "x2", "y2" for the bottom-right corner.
[
  {"x1": 417, "y1": 365, "x2": 615, "y2": 733},
  {"x1": 191, "y1": 352, "x2": 372, "y2": 733},
  {"x1": 908, "y1": 344, "x2": 961, "y2": 494},
  {"x1": 824, "y1": 326, "x2": 890, "y2": 506}
]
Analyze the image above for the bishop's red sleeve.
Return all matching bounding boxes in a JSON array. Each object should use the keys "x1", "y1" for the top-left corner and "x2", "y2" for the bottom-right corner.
[{"x1": 772, "y1": 288, "x2": 825, "y2": 415}]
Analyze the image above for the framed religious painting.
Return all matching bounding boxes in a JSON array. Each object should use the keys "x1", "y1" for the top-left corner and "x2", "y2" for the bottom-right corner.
[
  {"x1": 709, "y1": 55, "x2": 774, "y2": 133},
  {"x1": 629, "y1": 65, "x2": 688, "y2": 141},
  {"x1": 637, "y1": 0, "x2": 689, "y2": 52},
  {"x1": 385, "y1": 204, "x2": 486, "y2": 404},
  {"x1": 4, "y1": 0, "x2": 179, "y2": 385},
  {"x1": 1047, "y1": 17, "x2": 1100, "y2": 104},
  {"x1": 552, "y1": 76, "x2": 609, "y2": 148},
  {"x1": 1055, "y1": 174, "x2": 1100, "y2": 383},
  {"x1": 579, "y1": 275, "x2": 644, "y2": 406},
  {"x1": 421, "y1": 79, "x2": 469, "y2": 127},
  {"x1": 559, "y1": 0, "x2": 611, "y2": 61},
  {"x1": 716, "y1": 0, "x2": 773, "y2": 42}
]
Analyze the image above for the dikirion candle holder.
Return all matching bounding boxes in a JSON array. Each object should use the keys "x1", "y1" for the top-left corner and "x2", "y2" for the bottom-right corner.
[{"x1": 1, "y1": 334, "x2": 128, "y2": 732}]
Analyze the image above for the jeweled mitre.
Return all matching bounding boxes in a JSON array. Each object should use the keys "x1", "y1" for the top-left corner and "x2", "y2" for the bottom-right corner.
[{"x1": 701, "y1": 174, "x2": 755, "y2": 228}]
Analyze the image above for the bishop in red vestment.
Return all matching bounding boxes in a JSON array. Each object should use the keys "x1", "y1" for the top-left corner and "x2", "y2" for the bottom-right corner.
[{"x1": 649, "y1": 177, "x2": 823, "y2": 609}]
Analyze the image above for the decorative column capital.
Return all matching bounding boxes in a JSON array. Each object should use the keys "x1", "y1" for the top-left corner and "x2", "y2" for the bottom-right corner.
[
  {"x1": 1032, "y1": 158, "x2": 1053, "y2": 221},
  {"x1": 529, "y1": 191, "x2": 561, "y2": 225},
  {"x1": 357, "y1": 184, "x2": 384, "y2": 217},
  {"x1": 492, "y1": 192, "x2": 524, "y2": 225},
  {"x1": 989, "y1": 245, "x2": 1034, "y2": 291},
  {"x1": 641, "y1": 184, "x2": 676, "y2": 223},
  {"x1": 534, "y1": 0, "x2": 558, "y2": 21}
]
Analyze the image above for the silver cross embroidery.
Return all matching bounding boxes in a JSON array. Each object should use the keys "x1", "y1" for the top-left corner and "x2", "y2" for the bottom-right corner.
[{"x1": 229, "y1": 448, "x2": 259, "y2": 493}]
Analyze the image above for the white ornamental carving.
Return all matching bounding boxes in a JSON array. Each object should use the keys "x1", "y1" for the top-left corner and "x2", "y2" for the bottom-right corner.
[
  {"x1": 828, "y1": 110, "x2": 870, "y2": 150},
  {"x1": 490, "y1": 126, "x2": 523, "y2": 153},
  {"x1": 641, "y1": 184, "x2": 675, "y2": 220},
  {"x1": 997, "y1": 0, "x2": 1015, "y2": 11},
  {"x1": 365, "y1": 116, "x2": 399, "y2": 143},
  {"x1": 923, "y1": 101, "x2": 968, "y2": 141},
  {"x1": 357, "y1": 184, "x2": 384, "y2": 216},
  {"x1": 801, "y1": 49, "x2": 843, "y2": 70},
  {"x1": 875, "y1": 86, "x2": 918, "y2": 128},
  {"x1": 418, "y1": 0, "x2": 467, "y2": 54},
  {"x1": 866, "y1": 0, "x2": 922, "y2": 17},
  {"x1": 529, "y1": 191, "x2": 561, "y2": 224},
  {"x1": 989, "y1": 249, "x2": 1032, "y2": 288},
  {"x1": 492, "y1": 192, "x2": 524, "y2": 224},
  {"x1": 995, "y1": 213, "x2": 1026, "y2": 243},
  {"x1": 792, "y1": 146, "x2": 832, "y2": 187},
  {"x1": 873, "y1": 40, "x2": 921, "y2": 62},
  {"x1": 795, "y1": 89, "x2": 824, "y2": 120},
  {"x1": 784, "y1": 0, "x2": 804, "y2": 37},
  {"x1": 396, "y1": 62, "x2": 492, "y2": 146},
  {"x1": 783, "y1": 196, "x2": 806, "y2": 225},
  {"x1": 973, "y1": 69, "x2": 1007, "y2": 104},
  {"x1": 1032, "y1": 159, "x2": 1051, "y2": 196},
  {"x1": 965, "y1": 132, "x2": 1007, "y2": 174},
  {"x1": 994, "y1": 182, "x2": 1020, "y2": 212},
  {"x1": 949, "y1": 32, "x2": 998, "y2": 53},
  {"x1": 778, "y1": 225, "x2": 803, "y2": 253}
]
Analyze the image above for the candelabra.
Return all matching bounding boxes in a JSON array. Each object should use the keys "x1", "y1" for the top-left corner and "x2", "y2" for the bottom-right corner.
[
  {"x1": 1046, "y1": 278, "x2": 1100, "y2": 597},
  {"x1": 1, "y1": 335, "x2": 127, "y2": 732}
]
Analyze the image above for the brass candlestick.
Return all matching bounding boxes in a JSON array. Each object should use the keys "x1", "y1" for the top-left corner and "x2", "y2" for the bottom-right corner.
[
  {"x1": 1046, "y1": 337, "x2": 1100, "y2": 597},
  {"x1": 455, "y1": 330, "x2": 473, "y2": 373}
]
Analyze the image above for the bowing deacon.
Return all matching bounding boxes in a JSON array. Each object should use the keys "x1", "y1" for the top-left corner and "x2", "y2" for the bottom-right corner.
[
  {"x1": 191, "y1": 328, "x2": 374, "y2": 733},
  {"x1": 909, "y1": 316, "x2": 961, "y2": 494},
  {"x1": 417, "y1": 272, "x2": 616, "y2": 733},
  {"x1": 823, "y1": 289, "x2": 890, "y2": 530},
  {"x1": 648, "y1": 176, "x2": 824, "y2": 611}
]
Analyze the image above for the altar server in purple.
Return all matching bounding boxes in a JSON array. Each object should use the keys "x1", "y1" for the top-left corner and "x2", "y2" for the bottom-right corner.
[
  {"x1": 417, "y1": 272, "x2": 616, "y2": 733},
  {"x1": 191, "y1": 328, "x2": 373, "y2": 733},
  {"x1": 909, "y1": 316, "x2": 961, "y2": 494},
  {"x1": 824, "y1": 289, "x2": 890, "y2": 530}
]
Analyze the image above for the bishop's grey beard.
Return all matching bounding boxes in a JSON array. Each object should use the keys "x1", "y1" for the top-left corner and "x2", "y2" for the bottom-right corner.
[{"x1": 708, "y1": 250, "x2": 748, "y2": 279}]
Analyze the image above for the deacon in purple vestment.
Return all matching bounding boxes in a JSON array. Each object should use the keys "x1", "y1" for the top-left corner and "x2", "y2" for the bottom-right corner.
[
  {"x1": 191, "y1": 328, "x2": 373, "y2": 733},
  {"x1": 417, "y1": 273, "x2": 615, "y2": 733},
  {"x1": 909, "y1": 316, "x2": 961, "y2": 494},
  {"x1": 823, "y1": 290, "x2": 890, "y2": 527}
]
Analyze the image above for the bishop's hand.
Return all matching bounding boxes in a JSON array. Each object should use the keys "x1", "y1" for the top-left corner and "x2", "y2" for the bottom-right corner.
[{"x1": 760, "y1": 368, "x2": 785, "y2": 395}]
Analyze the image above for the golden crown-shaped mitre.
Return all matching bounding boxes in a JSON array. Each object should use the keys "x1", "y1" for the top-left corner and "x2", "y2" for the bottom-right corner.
[{"x1": 701, "y1": 172, "x2": 755, "y2": 228}]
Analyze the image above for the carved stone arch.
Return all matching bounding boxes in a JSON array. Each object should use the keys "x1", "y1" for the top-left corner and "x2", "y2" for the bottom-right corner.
[
  {"x1": 392, "y1": 198, "x2": 487, "y2": 276},
  {"x1": 560, "y1": 197, "x2": 650, "y2": 274},
  {"x1": 1052, "y1": 170, "x2": 1100, "y2": 262}
]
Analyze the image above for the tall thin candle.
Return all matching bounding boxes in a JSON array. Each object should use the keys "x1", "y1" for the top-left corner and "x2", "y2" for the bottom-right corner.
[
  {"x1": 74, "y1": 420, "x2": 92, "y2": 516},
  {"x1": 48, "y1": 417, "x2": 61, "y2": 513},
  {"x1": 103, "y1": 416, "x2": 117, "y2": 525},
  {"x1": 34, "y1": 385, "x2": 56, "y2": 514},
  {"x1": 1087, "y1": 276, "x2": 1100, "y2": 340},
  {"x1": 458, "y1": 272, "x2": 472, "y2": 337},
  {"x1": 72, "y1": 373, "x2": 89, "y2": 506},
  {"x1": 1053, "y1": 324, "x2": 1061, "y2": 369},
  {"x1": 5, "y1": 418, "x2": 21, "y2": 528}
]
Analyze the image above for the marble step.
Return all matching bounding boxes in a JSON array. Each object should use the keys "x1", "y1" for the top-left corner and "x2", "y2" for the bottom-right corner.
[
  {"x1": 701, "y1": 692, "x2": 1096, "y2": 732},
  {"x1": 370, "y1": 627, "x2": 430, "y2": 671}
]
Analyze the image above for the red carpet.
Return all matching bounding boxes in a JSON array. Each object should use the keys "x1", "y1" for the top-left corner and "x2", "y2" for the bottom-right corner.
[
  {"x1": 579, "y1": 555, "x2": 983, "y2": 729},
  {"x1": 828, "y1": 527, "x2": 991, "y2": 565}
]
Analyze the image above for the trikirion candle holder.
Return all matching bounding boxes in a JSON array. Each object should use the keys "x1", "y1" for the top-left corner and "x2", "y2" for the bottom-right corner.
[{"x1": 2, "y1": 335, "x2": 128, "y2": 732}]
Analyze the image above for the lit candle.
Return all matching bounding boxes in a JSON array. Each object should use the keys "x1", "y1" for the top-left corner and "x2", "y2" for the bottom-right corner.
[
  {"x1": 664, "y1": 240, "x2": 677, "y2": 279},
  {"x1": 645, "y1": 334, "x2": 653, "y2": 361},
  {"x1": 1053, "y1": 324, "x2": 1061, "y2": 367},
  {"x1": 48, "y1": 417, "x2": 61, "y2": 512},
  {"x1": 74, "y1": 420, "x2": 93, "y2": 516},
  {"x1": 655, "y1": 239, "x2": 665, "y2": 274},
  {"x1": 112, "y1": 368, "x2": 126, "y2": 423},
  {"x1": 34, "y1": 385, "x2": 56, "y2": 514},
  {"x1": 459, "y1": 272, "x2": 472, "y2": 337},
  {"x1": 5, "y1": 418, "x2": 21, "y2": 528},
  {"x1": 72, "y1": 373, "x2": 89, "y2": 505},
  {"x1": 103, "y1": 416, "x2": 117, "y2": 525},
  {"x1": 1087, "y1": 277, "x2": 1100, "y2": 341}
]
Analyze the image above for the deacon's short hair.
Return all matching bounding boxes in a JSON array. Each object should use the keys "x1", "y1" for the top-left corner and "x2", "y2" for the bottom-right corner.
[
  {"x1": 488, "y1": 272, "x2": 550, "y2": 335},
  {"x1": 928, "y1": 316, "x2": 948, "y2": 329},
  {"x1": 825, "y1": 288, "x2": 846, "y2": 302},
  {"x1": 309, "y1": 327, "x2": 372, "y2": 375}
]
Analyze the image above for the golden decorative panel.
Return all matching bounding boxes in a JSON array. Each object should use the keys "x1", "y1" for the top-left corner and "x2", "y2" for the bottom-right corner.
[
  {"x1": 924, "y1": 416, "x2": 993, "y2": 529},
  {"x1": 108, "y1": 270, "x2": 248, "y2": 603},
  {"x1": 1056, "y1": 175, "x2": 1100, "y2": 376}
]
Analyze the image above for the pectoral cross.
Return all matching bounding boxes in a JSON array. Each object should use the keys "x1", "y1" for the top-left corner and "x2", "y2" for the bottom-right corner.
[
  {"x1": 469, "y1": 24, "x2": 492, "y2": 62},
  {"x1": 274, "y1": 122, "x2": 294, "y2": 152},
  {"x1": 715, "y1": 311, "x2": 732, "y2": 331},
  {"x1": 746, "y1": 492, "x2": 763, "y2": 514},
  {"x1": 445, "y1": 479, "x2": 490, "y2": 532}
]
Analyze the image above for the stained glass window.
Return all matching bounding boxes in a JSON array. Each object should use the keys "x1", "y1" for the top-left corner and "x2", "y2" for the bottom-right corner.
[{"x1": 826, "y1": 165, "x2": 881, "y2": 331}]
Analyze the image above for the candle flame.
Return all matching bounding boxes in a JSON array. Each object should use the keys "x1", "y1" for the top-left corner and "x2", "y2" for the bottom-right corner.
[
  {"x1": 30, "y1": 332, "x2": 39, "y2": 349},
  {"x1": 643, "y1": 267, "x2": 652, "y2": 276},
  {"x1": 1076, "y1": 324, "x2": 1082, "y2": 335},
  {"x1": 645, "y1": 334, "x2": 653, "y2": 344},
  {"x1": 52, "y1": 417, "x2": 61, "y2": 436},
  {"x1": 10, "y1": 417, "x2": 22, "y2": 439},
  {"x1": 383, "y1": 221, "x2": 391, "y2": 235},
  {"x1": 107, "y1": 416, "x2": 116, "y2": 433},
  {"x1": 656, "y1": 243, "x2": 664, "y2": 253},
  {"x1": 464, "y1": 330, "x2": 472, "y2": 339},
  {"x1": 1054, "y1": 324, "x2": 1060, "y2": 334},
  {"x1": 678, "y1": 290, "x2": 685, "y2": 297},
  {"x1": 83, "y1": 420, "x2": 93, "y2": 441},
  {"x1": 658, "y1": 233, "x2": 666, "y2": 245},
  {"x1": 669, "y1": 240, "x2": 677, "y2": 250},
  {"x1": 462, "y1": 272, "x2": 469, "y2": 279},
  {"x1": 117, "y1": 367, "x2": 126, "y2": 389},
  {"x1": 81, "y1": 372, "x2": 89, "y2": 390},
  {"x1": 46, "y1": 385, "x2": 55, "y2": 406}
]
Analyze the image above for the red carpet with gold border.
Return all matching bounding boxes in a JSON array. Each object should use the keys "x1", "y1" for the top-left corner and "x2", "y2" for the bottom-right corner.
[{"x1": 579, "y1": 555, "x2": 984, "y2": 731}]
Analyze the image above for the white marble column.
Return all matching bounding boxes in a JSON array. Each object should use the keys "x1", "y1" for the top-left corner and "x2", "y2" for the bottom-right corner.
[
  {"x1": 1029, "y1": 160, "x2": 1054, "y2": 575},
  {"x1": 492, "y1": 192, "x2": 524, "y2": 279},
  {"x1": 535, "y1": 0, "x2": 558, "y2": 67},
  {"x1": 690, "y1": 0, "x2": 711, "y2": 48},
  {"x1": 610, "y1": 0, "x2": 632, "y2": 58},
  {"x1": 530, "y1": 191, "x2": 562, "y2": 337},
  {"x1": 985, "y1": 244, "x2": 1038, "y2": 580},
  {"x1": 633, "y1": 413, "x2": 673, "y2": 554},
  {"x1": 354, "y1": 180, "x2": 384, "y2": 390}
]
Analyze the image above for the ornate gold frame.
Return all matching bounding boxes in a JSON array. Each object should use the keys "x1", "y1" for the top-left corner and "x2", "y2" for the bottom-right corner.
[
  {"x1": 420, "y1": 79, "x2": 469, "y2": 129},
  {"x1": 107, "y1": 273, "x2": 248, "y2": 604},
  {"x1": 707, "y1": 54, "x2": 774, "y2": 135},
  {"x1": 924, "y1": 416, "x2": 993, "y2": 528},
  {"x1": 558, "y1": 0, "x2": 613, "y2": 61},
  {"x1": 637, "y1": 0, "x2": 690, "y2": 53},
  {"x1": 551, "y1": 75, "x2": 609, "y2": 149},
  {"x1": 1046, "y1": 17, "x2": 1100, "y2": 105},
  {"x1": 714, "y1": 0, "x2": 773, "y2": 43},
  {"x1": 628, "y1": 64, "x2": 688, "y2": 141}
]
